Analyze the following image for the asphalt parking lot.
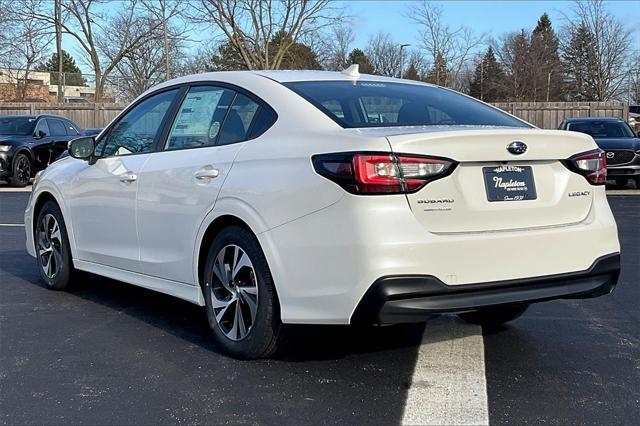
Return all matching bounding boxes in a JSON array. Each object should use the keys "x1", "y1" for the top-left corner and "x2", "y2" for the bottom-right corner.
[{"x1": 1, "y1": 188, "x2": 638, "y2": 425}]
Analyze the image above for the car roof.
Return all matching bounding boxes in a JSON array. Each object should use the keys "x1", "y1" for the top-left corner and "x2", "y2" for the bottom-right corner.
[
  {"x1": 563, "y1": 117, "x2": 625, "y2": 122},
  {"x1": 252, "y1": 70, "x2": 433, "y2": 86},
  {"x1": 160, "y1": 70, "x2": 434, "y2": 87},
  {"x1": 0, "y1": 114, "x2": 75, "y2": 121}
]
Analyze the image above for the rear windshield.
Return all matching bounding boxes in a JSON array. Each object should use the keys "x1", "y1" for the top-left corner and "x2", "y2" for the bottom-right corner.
[
  {"x1": 0, "y1": 116, "x2": 35, "y2": 135},
  {"x1": 283, "y1": 81, "x2": 529, "y2": 129},
  {"x1": 567, "y1": 121, "x2": 635, "y2": 138}
]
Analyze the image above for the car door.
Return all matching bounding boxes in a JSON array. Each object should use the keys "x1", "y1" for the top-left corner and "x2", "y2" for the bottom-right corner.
[
  {"x1": 67, "y1": 88, "x2": 180, "y2": 272},
  {"x1": 136, "y1": 86, "x2": 267, "y2": 284},
  {"x1": 30, "y1": 119, "x2": 53, "y2": 170},
  {"x1": 46, "y1": 118, "x2": 72, "y2": 164}
]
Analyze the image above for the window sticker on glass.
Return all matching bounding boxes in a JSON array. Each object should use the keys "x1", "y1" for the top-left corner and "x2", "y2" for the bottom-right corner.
[{"x1": 171, "y1": 90, "x2": 223, "y2": 137}]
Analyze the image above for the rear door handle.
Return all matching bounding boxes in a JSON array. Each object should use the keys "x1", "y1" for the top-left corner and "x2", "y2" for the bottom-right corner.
[
  {"x1": 194, "y1": 166, "x2": 219, "y2": 181},
  {"x1": 118, "y1": 172, "x2": 138, "y2": 183}
]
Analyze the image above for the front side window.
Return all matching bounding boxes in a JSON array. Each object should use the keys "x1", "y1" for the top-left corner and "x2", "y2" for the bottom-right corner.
[
  {"x1": 165, "y1": 86, "x2": 234, "y2": 150},
  {"x1": 284, "y1": 81, "x2": 529, "y2": 129},
  {"x1": 567, "y1": 121, "x2": 635, "y2": 138},
  {"x1": 34, "y1": 119, "x2": 50, "y2": 137},
  {"x1": 97, "y1": 89, "x2": 178, "y2": 157}
]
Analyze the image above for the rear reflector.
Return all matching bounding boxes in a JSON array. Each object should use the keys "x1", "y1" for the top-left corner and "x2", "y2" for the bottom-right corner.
[
  {"x1": 313, "y1": 152, "x2": 456, "y2": 195},
  {"x1": 566, "y1": 149, "x2": 607, "y2": 185}
]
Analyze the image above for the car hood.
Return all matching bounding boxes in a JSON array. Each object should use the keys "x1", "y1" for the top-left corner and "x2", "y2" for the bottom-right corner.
[
  {"x1": 0, "y1": 135, "x2": 20, "y2": 144},
  {"x1": 593, "y1": 138, "x2": 640, "y2": 151}
]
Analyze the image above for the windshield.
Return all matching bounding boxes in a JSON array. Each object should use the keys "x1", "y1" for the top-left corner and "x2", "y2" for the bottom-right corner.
[
  {"x1": 567, "y1": 120, "x2": 635, "y2": 138},
  {"x1": 0, "y1": 116, "x2": 36, "y2": 136},
  {"x1": 283, "y1": 80, "x2": 530, "y2": 129}
]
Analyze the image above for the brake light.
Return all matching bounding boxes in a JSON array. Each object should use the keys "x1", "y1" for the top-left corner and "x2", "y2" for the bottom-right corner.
[
  {"x1": 312, "y1": 152, "x2": 456, "y2": 195},
  {"x1": 567, "y1": 149, "x2": 607, "y2": 185}
]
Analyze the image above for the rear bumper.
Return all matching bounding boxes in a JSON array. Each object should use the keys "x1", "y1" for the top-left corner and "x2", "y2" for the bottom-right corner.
[{"x1": 352, "y1": 253, "x2": 620, "y2": 324}]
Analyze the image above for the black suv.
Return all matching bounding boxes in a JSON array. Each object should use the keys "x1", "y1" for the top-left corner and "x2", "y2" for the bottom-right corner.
[
  {"x1": 0, "y1": 115, "x2": 83, "y2": 187},
  {"x1": 559, "y1": 117, "x2": 640, "y2": 188}
]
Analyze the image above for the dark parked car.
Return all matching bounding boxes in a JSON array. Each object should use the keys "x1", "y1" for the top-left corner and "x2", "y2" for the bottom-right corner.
[
  {"x1": 559, "y1": 117, "x2": 640, "y2": 188},
  {"x1": 0, "y1": 114, "x2": 83, "y2": 187},
  {"x1": 83, "y1": 127, "x2": 103, "y2": 137}
]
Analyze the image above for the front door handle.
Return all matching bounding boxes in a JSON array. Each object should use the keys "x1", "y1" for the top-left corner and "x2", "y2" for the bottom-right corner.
[
  {"x1": 194, "y1": 166, "x2": 219, "y2": 181},
  {"x1": 118, "y1": 172, "x2": 138, "y2": 183}
]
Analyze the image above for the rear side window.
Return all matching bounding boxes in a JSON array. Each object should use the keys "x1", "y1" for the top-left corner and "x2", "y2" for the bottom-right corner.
[
  {"x1": 218, "y1": 94, "x2": 261, "y2": 145},
  {"x1": 284, "y1": 81, "x2": 529, "y2": 129},
  {"x1": 47, "y1": 119, "x2": 67, "y2": 136},
  {"x1": 248, "y1": 106, "x2": 277, "y2": 139},
  {"x1": 165, "y1": 86, "x2": 235, "y2": 150},
  {"x1": 65, "y1": 122, "x2": 80, "y2": 136}
]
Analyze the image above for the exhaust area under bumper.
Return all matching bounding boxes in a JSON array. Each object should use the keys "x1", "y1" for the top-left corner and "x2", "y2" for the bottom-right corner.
[{"x1": 352, "y1": 253, "x2": 621, "y2": 324}]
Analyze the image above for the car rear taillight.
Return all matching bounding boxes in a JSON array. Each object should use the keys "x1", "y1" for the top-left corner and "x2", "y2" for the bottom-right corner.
[
  {"x1": 312, "y1": 152, "x2": 456, "y2": 195},
  {"x1": 567, "y1": 149, "x2": 607, "y2": 185}
]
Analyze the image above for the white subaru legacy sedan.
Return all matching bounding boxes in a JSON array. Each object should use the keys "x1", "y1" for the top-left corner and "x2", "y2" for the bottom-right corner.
[{"x1": 25, "y1": 68, "x2": 621, "y2": 359}]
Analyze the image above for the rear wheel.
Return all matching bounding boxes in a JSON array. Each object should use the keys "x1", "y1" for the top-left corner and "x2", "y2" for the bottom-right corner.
[
  {"x1": 202, "y1": 225, "x2": 284, "y2": 359},
  {"x1": 35, "y1": 201, "x2": 75, "y2": 290},
  {"x1": 457, "y1": 305, "x2": 528, "y2": 326},
  {"x1": 9, "y1": 153, "x2": 31, "y2": 187}
]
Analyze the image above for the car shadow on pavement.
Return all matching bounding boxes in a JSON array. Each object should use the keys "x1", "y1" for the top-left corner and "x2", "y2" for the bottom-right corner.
[
  {"x1": 1, "y1": 243, "x2": 435, "y2": 424},
  {"x1": 2, "y1": 255, "x2": 431, "y2": 360}
]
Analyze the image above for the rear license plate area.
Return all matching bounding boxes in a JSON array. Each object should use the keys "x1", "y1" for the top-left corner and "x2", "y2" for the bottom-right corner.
[{"x1": 483, "y1": 165, "x2": 537, "y2": 202}]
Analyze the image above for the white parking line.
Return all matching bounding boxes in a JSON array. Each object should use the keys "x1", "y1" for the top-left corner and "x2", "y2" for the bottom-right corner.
[
  {"x1": 0, "y1": 224, "x2": 24, "y2": 227},
  {"x1": 402, "y1": 316, "x2": 489, "y2": 426}
]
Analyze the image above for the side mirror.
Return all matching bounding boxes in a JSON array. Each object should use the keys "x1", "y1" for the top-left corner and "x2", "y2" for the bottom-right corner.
[
  {"x1": 68, "y1": 137, "x2": 95, "y2": 160},
  {"x1": 34, "y1": 130, "x2": 46, "y2": 139}
]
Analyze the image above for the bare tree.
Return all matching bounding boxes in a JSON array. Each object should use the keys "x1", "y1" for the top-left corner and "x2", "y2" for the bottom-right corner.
[
  {"x1": 23, "y1": 0, "x2": 163, "y2": 101},
  {"x1": 322, "y1": 22, "x2": 354, "y2": 71},
  {"x1": 0, "y1": 0, "x2": 52, "y2": 101},
  {"x1": 562, "y1": 0, "x2": 633, "y2": 100},
  {"x1": 109, "y1": 18, "x2": 187, "y2": 101},
  {"x1": 408, "y1": 1, "x2": 485, "y2": 90},
  {"x1": 140, "y1": 0, "x2": 187, "y2": 80},
  {"x1": 192, "y1": 0, "x2": 341, "y2": 70},
  {"x1": 365, "y1": 32, "x2": 402, "y2": 77}
]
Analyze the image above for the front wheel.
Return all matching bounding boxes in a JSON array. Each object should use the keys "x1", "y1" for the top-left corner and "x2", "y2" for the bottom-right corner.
[
  {"x1": 9, "y1": 153, "x2": 31, "y2": 187},
  {"x1": 202, "y1": 225, "x2": 284, "y2": 359},
  {"x1": 35, "y1": 201, "x2": 75, "y2": 290},
  {"x1": 457, "y1": 305, "x2": 528, "y2": 326}
]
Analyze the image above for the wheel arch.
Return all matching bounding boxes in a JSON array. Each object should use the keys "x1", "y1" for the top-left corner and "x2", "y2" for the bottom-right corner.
[
  {"x1": 31, "y1": 190, "x2": 76, "y2": 259},
  {"x1": 13, "y1": 146, "x2": 34, "y2": 163},
  {"x1": 33, "y1": 191, "x2": 59, "y2": 236},
  {"x1": 196, "y1": 215, "x2": 257, "y2": 289}
]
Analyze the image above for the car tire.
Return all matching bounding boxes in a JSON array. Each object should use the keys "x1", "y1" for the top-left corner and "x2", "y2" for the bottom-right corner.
[
  {"x1": 9, "y1": 153, "x2": 31, "y2": 187},
  {"x1": 35, "y1": 201, "x2": 75, "y2": 290},
  {"x1": 203, "y1": 225, "x2": 284, "y2": 359},
  {"x1": 614, "y1": 178, "x2": 628, "y2": 188},
  {"x1": 457, "y1": 305, "x2": 528, "y2": 326},
  {"x1": 635, "y1": 177, "x2": 640, "y2": 189}
]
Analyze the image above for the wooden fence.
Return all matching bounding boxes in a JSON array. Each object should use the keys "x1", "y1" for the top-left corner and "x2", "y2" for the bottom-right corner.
[
  {"x1": 493, "y1": 101, "x2": 629, "y2": 129},
  {"x1": 0, "y1": 100, "x2": 630, "y2": 130},
  {"x1": 0, "y1": 102, "x2": 125, "y2": 128}
]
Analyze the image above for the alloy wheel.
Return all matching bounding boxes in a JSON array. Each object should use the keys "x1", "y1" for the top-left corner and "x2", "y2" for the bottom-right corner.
[
  {"x1": 209, "y1": 244, "x2": 259, "y2": 341},
  {"x1": 15, "y1": 156, "x2": 31, "y2": 185},
  {"x1": 37, "y1": 214, "x2": 63, "y2": 279}
]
